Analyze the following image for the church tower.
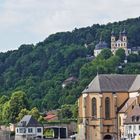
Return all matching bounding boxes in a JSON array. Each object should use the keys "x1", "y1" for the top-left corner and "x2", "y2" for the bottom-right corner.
[
  {"x1": 122, "y1": 29, "x2": 127, "y2": 48},
  {"x1": 111, "y1": 30, "x2": 116, "y2": 54}
]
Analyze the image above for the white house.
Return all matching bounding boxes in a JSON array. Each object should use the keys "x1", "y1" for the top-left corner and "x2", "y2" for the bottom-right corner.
[
  {"x1": 15, "y1": 115, "x2": 43, "y2": 140},
  {"x1": 124, "y1": 105, "x2": 140, "y2": 140}
]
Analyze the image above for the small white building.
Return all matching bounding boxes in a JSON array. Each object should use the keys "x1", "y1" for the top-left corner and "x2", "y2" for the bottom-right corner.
[
  {"x1": 15, "y1": 115, "x2": 43, "y2": 140},
  {"x1": 94, "y1": 40, "x2": 108, "y2": 57},
  {"x1": 124, "y1": 105, "x2": 140, "y2": 140}
]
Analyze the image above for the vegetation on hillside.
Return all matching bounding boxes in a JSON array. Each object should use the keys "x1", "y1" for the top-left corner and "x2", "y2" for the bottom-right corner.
[{"x1": 0, "y1": 17, "x2": 140, "y2": 123}]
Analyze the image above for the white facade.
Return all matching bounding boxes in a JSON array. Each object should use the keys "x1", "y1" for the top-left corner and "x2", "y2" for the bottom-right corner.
[
  {"x1": 15, "y1": 127, "x2": 43, "y2": 137},
  {"x1": 124, "y1": 124, "x2": 140, "y2": 140},
  {"x1": 94, "y1": 49, "x2": 101, "y2": 57}
]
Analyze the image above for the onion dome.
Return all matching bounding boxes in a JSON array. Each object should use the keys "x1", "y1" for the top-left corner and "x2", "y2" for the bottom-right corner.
[{"x1": 111, "y1": 30, "x2": 115, "y2": 36}]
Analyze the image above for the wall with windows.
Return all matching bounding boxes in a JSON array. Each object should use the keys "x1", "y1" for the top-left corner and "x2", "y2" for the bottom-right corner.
[
  {"x1": 15, "y1": 127, "x2": 43, "y2": 137},
  {"x1": 124, "y1": 124, "x2": 140, "y2": 140}
]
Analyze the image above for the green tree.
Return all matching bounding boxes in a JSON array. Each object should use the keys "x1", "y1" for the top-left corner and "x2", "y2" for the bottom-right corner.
[
  {"x1": 16, "y1": 108, "x2": 29, "y2": 122},
  {"x1": 3, "y1": 91, "x2": 28, "y2": 123},
  {"x1": 98, "y1": 48, "x2": 112, "y2": 59},
  {"x1": 58, "y1": 104, "x2": 73, "y2": 119},
  {"x1": 115, "y1": 48, "x2": 125, "y2": 62},
  {"x1": 29, "y1": 107, "x2": 40, "y2": 120}
]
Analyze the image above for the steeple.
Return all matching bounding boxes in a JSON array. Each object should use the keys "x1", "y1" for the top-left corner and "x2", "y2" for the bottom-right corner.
[{"x1": 111, "y1": 30, "x2": 115, "y2": 42}]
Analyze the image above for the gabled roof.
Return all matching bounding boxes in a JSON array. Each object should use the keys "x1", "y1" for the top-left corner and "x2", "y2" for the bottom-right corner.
[
  {"x1": 119, "y1": 97, "x2": 136, "y2": 113},
  {"x1": 82, "y1": 74, "x2": 137, "y2": 93},
  {"x1": 124, "y1": 105, "x2": 140, "y2": 124},
  {"x1": 129, "y1": 75, "x2": 140, "y2": 92},
  {"x1": 17, "y1": 115, "x2": 42, "y2": 127}
]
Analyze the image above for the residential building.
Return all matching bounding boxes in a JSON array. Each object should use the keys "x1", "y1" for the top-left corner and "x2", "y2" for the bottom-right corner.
[
  {"x1": 77, "y1": 74, "x2": 140, "y2": 140},
  {"x1": 15, "y1": 115, "x2": 43, "y2": 140},
  {"x1": 124, "y1": 105, "x2": 140, "y2": 140},
  {"x1": 118, "y1": 97, "x2": 137, "y2": 139},
  {"x1": 62, "y1": 77, "x2": 78, "y2": 88}
]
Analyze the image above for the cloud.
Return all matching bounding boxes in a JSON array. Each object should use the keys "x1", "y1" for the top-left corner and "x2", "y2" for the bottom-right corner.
[{"x1": 0, "y1": 0, "x2": 139, "y2": 52}]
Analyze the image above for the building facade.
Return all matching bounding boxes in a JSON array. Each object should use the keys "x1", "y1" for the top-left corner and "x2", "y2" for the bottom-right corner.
[
  {"x1": 111, "y1": 30, "x2": 131, "y2": 56},
  {"x1": 78, "y1": 74, "x2": 140, "y2": 140},
  {"x1": 15, "y1": 115, "x2": 43, "y2": 140},
  {"x1": 124, "y1": 105, "x2": 140, "y2": 140}
]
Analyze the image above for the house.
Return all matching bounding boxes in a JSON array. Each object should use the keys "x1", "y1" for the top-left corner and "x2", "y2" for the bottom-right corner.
[
  {"x1": 118, "y1": 97, "x2": 137, "y2": 139},
  {"x1": 62, "y1": 77, "x2": 78, "y2": 88},
  {"x1": 124, "y1": 105, "x2": 140, "y2": 140},
  {"x1": 77, "y1": 74, "x2": 140, "y2": 140},
  {"x1": 44, "y1": 111, "x2": 58, "y2": 121},
  {"x1": 15, "y1": 115, "x2": 43, "y2": 140}
]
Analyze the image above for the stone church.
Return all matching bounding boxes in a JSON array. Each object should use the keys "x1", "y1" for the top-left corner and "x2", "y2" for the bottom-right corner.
[{"x1": 77, "y1": 74, "x2": 140, "y2": 140}]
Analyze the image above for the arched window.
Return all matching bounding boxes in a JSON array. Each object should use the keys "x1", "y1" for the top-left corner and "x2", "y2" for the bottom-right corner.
[
  {"x1": 92, "y1": 97, "x2": 97, "y2": 119},
  {"x1": 105, "y1": 97, "x2": 110, "y2": 119}
]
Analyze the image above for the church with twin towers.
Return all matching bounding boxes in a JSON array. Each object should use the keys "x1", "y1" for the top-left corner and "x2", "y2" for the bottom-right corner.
[{"x1": 94, "y1": 29, "x2": 132, "y2": 57}]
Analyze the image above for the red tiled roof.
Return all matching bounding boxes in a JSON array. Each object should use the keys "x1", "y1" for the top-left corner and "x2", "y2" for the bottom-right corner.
[{"x1": 44, "y1": 114, "x2": 57, "y2": 120}]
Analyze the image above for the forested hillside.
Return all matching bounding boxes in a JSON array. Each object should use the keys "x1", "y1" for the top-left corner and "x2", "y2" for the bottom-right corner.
[{"x1": 0, "y1": 17, "x2": 140, "y2": 122}]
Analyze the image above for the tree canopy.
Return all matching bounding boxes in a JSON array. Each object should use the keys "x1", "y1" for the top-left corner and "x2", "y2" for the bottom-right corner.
[{"x1": 0, "y1": 17, "x2": 140, "y2": 123}]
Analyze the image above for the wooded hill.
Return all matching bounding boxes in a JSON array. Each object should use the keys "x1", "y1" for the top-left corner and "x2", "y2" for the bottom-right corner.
[{"x1": 0, "y1": 16, "x2": 140, "y2": 113}]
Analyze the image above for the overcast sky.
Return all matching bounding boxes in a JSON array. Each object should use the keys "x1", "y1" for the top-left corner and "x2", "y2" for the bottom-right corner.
[{"x1": 0, "y1": 0, "x2": 140, "y2": 52}]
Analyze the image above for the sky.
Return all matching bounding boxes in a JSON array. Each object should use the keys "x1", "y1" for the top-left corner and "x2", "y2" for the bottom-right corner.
[{"x1": 0, "y1": 0, "x2": 140, "y2": 52}]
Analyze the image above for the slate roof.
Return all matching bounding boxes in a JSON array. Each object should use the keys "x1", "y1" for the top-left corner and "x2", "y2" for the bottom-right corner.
[
  {"x1": 17, "y1": 115, "x2": 42, "y2": 127},
  {"x1": 82, "y1": 74, "x2": 139, "y2": 93},
  {"x1": 124, "y1": 105, "x2": 140, "y2": 124},
  {"x1": 94, "y1": 41, "x2": 108, "y2": 50},
  {"x1": 129, "y1": 75, "x2": 140, "y2": 92}
]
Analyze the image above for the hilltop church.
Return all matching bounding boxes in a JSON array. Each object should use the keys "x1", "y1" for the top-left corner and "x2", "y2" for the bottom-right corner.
[{"x1": 94, "y1": 30, "x2": 131, "y2": 57}]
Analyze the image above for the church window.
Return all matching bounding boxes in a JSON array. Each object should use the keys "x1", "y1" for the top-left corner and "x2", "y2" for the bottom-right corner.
[
  {"x1": 124, "y1": 43, "x2": 126, "y2": 46},
  {"x1": 105, "y1": 97, "x2": 110, "y2": 119},
  {"x1": 92, "y1": 97, "x2": 97, "y2": 119}
]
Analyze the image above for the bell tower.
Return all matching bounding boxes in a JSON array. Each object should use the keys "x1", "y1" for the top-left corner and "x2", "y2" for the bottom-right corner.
[
  {"x1": 122, "y1": 29, "x2": 127, "y2": 47},
  {"x1": 111, "y1": 30, "x2": 116, "y2": 54}
]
